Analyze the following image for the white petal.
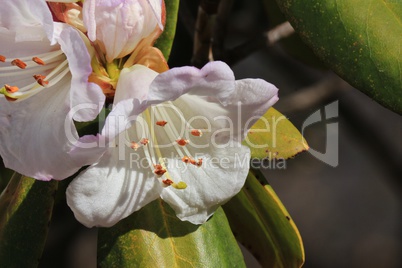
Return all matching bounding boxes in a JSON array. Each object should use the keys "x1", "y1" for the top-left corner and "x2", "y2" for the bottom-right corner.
[
  {"x1": 114, "y1": 64, "x2": 158, "y2": 104},
  {"x1": 0, "y1": 0, "x2": 54, "y2": 42},
  {"x1": 70, "y1": 65, "x2": 157, "y2": 163},
  {"x1": 57, "y1": 26, "x2": 105, "y2": 121},
  {"x1": 67, "y1": 130, "x2": 163, "y2": 227},
  {"x1": 160, "y1": 146, "x2": 250, "y2": 224},
  {"x1": 0, "y1": 76, "x2": 83, "y2": 180}
]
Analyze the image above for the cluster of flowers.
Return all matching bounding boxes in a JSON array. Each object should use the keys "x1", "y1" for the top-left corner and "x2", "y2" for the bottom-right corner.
[{"x1": 0, "y1": 0, "x2": 278, "y2": 227}]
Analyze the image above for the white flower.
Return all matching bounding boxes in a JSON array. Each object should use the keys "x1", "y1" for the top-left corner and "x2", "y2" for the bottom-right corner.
[
  {"x1": 66, "y1": 61, "x2": 279, "y2": 227},
  {"x1": 0, "y1": 0, "x2": 104, "y2": 180}
]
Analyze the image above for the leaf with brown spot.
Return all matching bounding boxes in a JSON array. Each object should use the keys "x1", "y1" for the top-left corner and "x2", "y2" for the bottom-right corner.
[{"x1": 243, "y1": 108, "x2": 308, "y2": 160}]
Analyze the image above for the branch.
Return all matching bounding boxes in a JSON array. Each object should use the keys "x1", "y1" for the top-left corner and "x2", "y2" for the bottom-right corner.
[
  {"x1": 191, "y1": 0, "x2": 221, "y2": 67},
  {"x1": 224, "y1": 21, "x2": 295, "y2": 66},
  {"x1": 212, "y1": 0, "x2": 234, "y2": 61}
]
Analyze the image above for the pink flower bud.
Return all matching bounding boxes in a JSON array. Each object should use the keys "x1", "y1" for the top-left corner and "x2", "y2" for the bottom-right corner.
[{"x1": 83, "y1": 0, "x2": 164, "y2": 62}]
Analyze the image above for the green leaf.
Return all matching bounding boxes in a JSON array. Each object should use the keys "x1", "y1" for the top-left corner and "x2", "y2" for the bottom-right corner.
[
  {"x1": 263, "y1": 0, "x2": 326, "y2": 69},
  {"x1": 275, "y1": 0, "x2": 402, "y2": 114},
  {"x1": 243, "y1": 108, "x2": 308, "y2": 160},
  {"x1": 223, "y1": 169, "x2": 304, "y2": 268},
  {"x1": 0, "y1": 174, "x2": 58, "y2": 267},
  {"x1": 98, "y1": 199, "x2": 245, "y2": 268},
  {"x1": 154, "y1": 0, "x2": 180, "y2": 60}
]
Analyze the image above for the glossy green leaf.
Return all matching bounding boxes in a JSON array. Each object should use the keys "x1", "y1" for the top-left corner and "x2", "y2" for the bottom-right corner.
[
  {"x1": 275, "y1": 0, "x2": 402, "y2": 114},
  {"x1": 154, "y1": 0, "x2": 180, "y2": 60},
  {"x1": 98, "y1": 199, "x2": 245, "y2": 268},
  {"x1": 263, "y1": 0, "x2": 326, "y2": 69},
  {"x1": 0, "y1": 173, "x2": 58, "y2": 267},
  {"x1": 243, "y1": 107, "x2": 308, "y2": 160},
  {"x1": 223, "y1": 169, "x2": 304, "y2": 268}
]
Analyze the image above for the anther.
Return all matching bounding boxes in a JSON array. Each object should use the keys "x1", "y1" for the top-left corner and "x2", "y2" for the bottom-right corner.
[
  {"x1": 33, "y1": 75, "x2": 49, "y2": 86},
  {"x1": 154, "y1": 164, "x2": 167, "y2": 176},
  {"x1": 191, "y1": 129, "x2": 203, "y2": 137},
  {"x1": 162, "y1": 179, "x2": 174, "y2": 185},
  {"x1": 130, "y1": 142, "x2": 139, "y2": 150},
  {"x1": 176, "y1": 138, "x2": 189, "y2": 146},
  {"x1": 189, "y1": 158, "x2": 203, "y2": 167},
  {"x1": 140, "y1": 138, "x2": 149, "y2": 145},
  {"x1": 172, "y1": 181, "x2": 187, "y2": 189},
  {"x1": 156, "y1": 120, "x2": 168, "y2": 126},
  {"x1": 11, "y1": 59, "x2": 27, "y2": 69},
  {"x1": 195, "y1": 158, "x2": 203, "y2": 167},
  {"x1": 32, "y1": 57, "x2": 46, "y2": 65},
  {"x1": 4, "y1": 84, "x2": 19, "y2": 93},
  {"x1": 0, "y1": 55, "x2": 6, "y2": 62},
  {"x1": 182, "y1": 156, "x2": 191, "y2": 164}
]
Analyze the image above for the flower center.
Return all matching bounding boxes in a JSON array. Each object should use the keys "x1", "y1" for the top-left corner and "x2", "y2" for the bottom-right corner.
[
  {"x1": 0, "y1": 50, "x2": 67, "y2": 101},
  {"x1": 130, "y1": 102, "x2": 206, "y2": 189}
]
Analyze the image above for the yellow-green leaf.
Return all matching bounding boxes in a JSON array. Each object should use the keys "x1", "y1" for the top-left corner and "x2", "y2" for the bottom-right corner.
[
  {"x1": 98, "y1": 199, "x2": 245, "y2": 268},
  {"x1": 223, "y1": 169, "x2": 304, "y2": 268},
  {"x1": 0, "y1": 173, "x2": 58, "y2": 267},
  {"x1": 243, "y1": 108, "x2": 308, "y2": 160}
]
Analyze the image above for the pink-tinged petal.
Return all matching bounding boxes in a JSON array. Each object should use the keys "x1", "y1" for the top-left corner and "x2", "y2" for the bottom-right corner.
[
  {"x1": 160, "y1": 146, "x2": 250, "y2": 224},
  {"x1": 148, "y1": 61, "x2": 279, "y2": 143},
  {"x1": 57, "y1": 26, "x2": 105, "y2": 122},
  {"x1": 146, "y1": 0, "x2": 164, "y2": 30},
  {"x1": 83, "y1": 0, "x2": 162, "y2": 61},
  {"x1": 82, "y1": 0, "x2": 97, "y2": 41},
  {"x1": 147, "y1": 61, "x2": 235, "y2": 104},
  {"x1": 0, "y1": 0, "x2": 54, "y2": 43},
  {"x1": 67, "y1": 131, "x2": 163, "y2": 227},
  {"x1": 0, "y1": 76, "x2": 84, "y2": 181}
]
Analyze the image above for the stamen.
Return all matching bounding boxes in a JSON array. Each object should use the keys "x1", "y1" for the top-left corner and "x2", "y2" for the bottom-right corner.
[
  {"x1": 153, "y1": 106, "x2": 186, "y2": 158},
  {"x1": 182, "y1": 156, "x2": 202, "y2": 166},
  {"x1": 140, "y1": 138, "x2": 149, "y2": 145},
  {"x1": 195, "y1": 158, "x2": 203, "y2": 167},
  {"x1": 191, "y1": 129, "x2": 203, "y2": 137},
  {"x1": 182, "y1": 156, "x2": 191, "y2": 164},
  {"x1": 11, "y1": 59, "x2": 27, "y2": 69},
  {"x1": 33, "y1": 75, "x2": 49, "y2": 86},
  {"x1": 176, "y1": 138, "x2": 189, "y2": 146},
  {"x1": 156, "y1": 120, "x2": 168, "y2": 126},
  {"x1": 154, "y1": 164, "x2": 167, "y2": 176},
  {"x1": 162, "y1": 179, "x2": 174, "y2": 185},
  {"x1": 130, "y1": 142, "x2": 139, "y2": 150},
  {"x1": 32, "y1": 57, "x2": 46, "y2": 65},
  {"x1": 4, "y1": 84, "x2": 19, "y2": 93},
  {"x1": 0, "y1": 55, "x2": 5, "y2": 62}
]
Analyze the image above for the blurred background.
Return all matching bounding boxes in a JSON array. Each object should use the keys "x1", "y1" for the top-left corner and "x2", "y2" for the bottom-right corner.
[{"x1": 30, "y1": 0, "x2": 402, "y2": 267}]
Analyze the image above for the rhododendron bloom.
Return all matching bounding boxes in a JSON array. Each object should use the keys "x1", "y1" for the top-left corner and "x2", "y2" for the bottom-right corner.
[
  {"x1": 66, "y1": 62, "x2": 279, "y2": 227},
  {"x1": 0, "y1": 0, "x2": 104, "y2": 180}
]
